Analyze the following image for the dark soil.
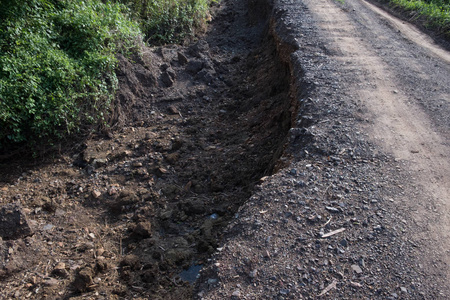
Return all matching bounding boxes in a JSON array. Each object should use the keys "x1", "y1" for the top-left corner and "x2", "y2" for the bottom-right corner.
[{"x1": 0, "y1": 0, "x2": 296, "y2": 299}]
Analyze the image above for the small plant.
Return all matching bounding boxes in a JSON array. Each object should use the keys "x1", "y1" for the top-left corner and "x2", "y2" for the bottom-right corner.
[{"x1": 118, "y1": 0, "x2": 217, "y2": 44}]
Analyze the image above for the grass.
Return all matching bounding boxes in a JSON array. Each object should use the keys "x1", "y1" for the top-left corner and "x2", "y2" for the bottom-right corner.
[{"x1": 385, "y1": 0, "x2": 450, "y2": 37}]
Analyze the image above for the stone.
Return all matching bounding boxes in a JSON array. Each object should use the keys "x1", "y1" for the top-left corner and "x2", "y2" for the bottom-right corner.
[
  {"x1": 232, "y1": 290, "x2": 241, "y2": 297},
  {"x1": 351, "y1": 264, "x2": 363, "y2": 274},
  {"x1": 43, "y1": 277, "x2": 59, "y2": 287},
  {"x1": 43, "y1": 224, "x2": 55, "y2": 231},
  {"x1": 91, "y1": 190, "x2": 102, "y2": 199},
  {"x1": 0, "y1": 202, "x2": 33, "y2": 240},
  {"x1": 92, "y1": 158, "x2": 107, "y2": 168},
  {"x1": 73, "y1": 267, "x2": 95, "y2": 292},
  {"x1": 280, "y1": 289, "x2": 290, "y2": 295},
  {"x1": 168, "y1": 105, "x2": 180, "y2": 115},
  {"x1": 52, "y1": 262, "x2": 69, "y2": 278},
  {"x1": 178, "y1": 51, "x2": 188, "y2": 65},
  {"x1": 133, "y1": 221, "x2": 152, "y2": 238},
  {"x1": 161, "y1": 71, "x2": 174, "y2": 87},
  {"x1": 186, "y1": 60, "x2": 204, "y2": 74}
]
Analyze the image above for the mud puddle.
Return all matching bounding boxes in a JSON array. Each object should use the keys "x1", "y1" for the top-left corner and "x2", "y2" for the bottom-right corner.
[{"x1": 0, "y1": 0, "x2": 298, "y2": 298}]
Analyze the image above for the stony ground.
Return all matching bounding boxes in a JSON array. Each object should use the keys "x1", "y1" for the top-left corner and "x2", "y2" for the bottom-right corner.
[{"x1": 1, "y1": 0, "x2": 450, "y2": 299}]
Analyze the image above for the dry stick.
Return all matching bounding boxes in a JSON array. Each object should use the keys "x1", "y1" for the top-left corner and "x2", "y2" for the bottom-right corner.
[
  {"x1": 318, "y1": 279, "x2": 338, "y2": 296},
  {"x1": 321, "y1": 227, "x2": 346, "y2": 238}
]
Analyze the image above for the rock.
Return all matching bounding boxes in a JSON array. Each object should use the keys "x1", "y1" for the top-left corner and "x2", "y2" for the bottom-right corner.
[
  {"x1": 43, "y1": 224, "x2": 54, "y2": 231},
  {"x1": 280, "y1": 289, "x2": 290, "y2": 295},
  {"x1": 43, "y1": 277, "x2": 59, "y2": 287},
  {"x1": 132, "y1": 161, "x2": 143, "y2": 168},
  {"x1": 232, "y1": 290, "x2": 241, "y2": 297},
  {"x1": 73, "y1": 266, "x2": 95, "y2": 292},
  {"x1": 351, "y1": 264, "x2": 363, "y2": 274},
  {"x1": 339, "y1": 239, "x2": 348, "y2": 247},
  {"x1": 52, "y1": 262, "x2": 69, "y2": 278},
  {"x1": 133, "y1": 221, "x2": 152, "y2": 238},
  {"x1": 178, "y1": 51, "x2": 188, "y2": 65},
  {"x1": 0, "y1": 202, "x2": 33, "y2": 240},
  {"x1": 91, "y1": 190, "x2": 102, "y2": 199},
  {"x1": 96, "y1": 247, "x2": 105, "y2": 257},
  {"x1": 92, "y1": 158, "x2": 107, "y2": 168},
  {"x1": 400, "y1": 286, "x2": 407, "y2": 293},
  {"x1": 41, "y1": 197, "x2": 57, "y2": 213},
  {"x1": 161, "y1": 71, "x2": 174, "y2": 87},
  {"x1": 168, "y1": 105, "x2": 180, "y2": 115},
  {"x1": 186, "y1": 60, "x2": 204, "y2": 74},
  {"x1": 95, "y1": 258, "x2": 108, "y2": 273},
  {"x1": 249, "y1": 269, "x2": 258, "y2": 278}
]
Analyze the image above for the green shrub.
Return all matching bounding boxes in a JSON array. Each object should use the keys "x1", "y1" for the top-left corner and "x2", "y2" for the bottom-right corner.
[
  {"x1": 0, "y1": 0, "x2": 216, "y2": 152},
  {"x1": 0, "y1": 0, "x2": 141, "y2": 149},
  {"x1": 118, "y1": 0, "x2": 216, "y2": 44}
]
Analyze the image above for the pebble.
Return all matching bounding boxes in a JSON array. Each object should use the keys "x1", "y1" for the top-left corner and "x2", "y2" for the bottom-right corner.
[
  {"x1": 52, "y1": 262, "x2": 69, "y2": 278},
  {"x1": 351, "y1": 264, "x2": 363, "y2": 274},
  {"x1": 91, "y1": 190, "x2": 102, "y2": 199},
  {"x1": 43, "y1": 277, "x2": 59, "y2": 286},
  {"x1": 280, "y1": 289, "x2": 290, "y2": 295},
  {"x1": 249, "y1": 269, "x2": 258, "y2": 278},
  {"x1": 232, "y1": 290, "x2": 241, "y2": 297},
  {"x1": 350, "y1": 281, "x2": 362, "y2": 288},
  {"x1": 43, "y1": 224, "x2": 55, "y2": 231}
]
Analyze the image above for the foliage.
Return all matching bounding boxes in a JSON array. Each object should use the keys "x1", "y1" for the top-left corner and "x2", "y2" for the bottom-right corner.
[
  {"x1": 387, "y1": 0, "x2": 450, "y2": 36},
  {"x1": 0, "y1": 0, "x2": 141, "y2": 149},
  {"x1": 117, "y1": 0, "x2": 216, "y2": 44},
  {"x1": 0, "y1": 0, "x2": 216, "y2": 152}
]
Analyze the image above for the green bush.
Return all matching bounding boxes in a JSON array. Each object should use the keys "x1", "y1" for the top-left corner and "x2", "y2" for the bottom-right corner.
[
  {"x1": 0, "y1": 0, "x2": 141, "y2": 149},
  {"x1": 118, "y1": 0, "x2": 216, "y2": 44},
  {"x1": 0, "y1": 0, "x2": 216, "y2": 152}
]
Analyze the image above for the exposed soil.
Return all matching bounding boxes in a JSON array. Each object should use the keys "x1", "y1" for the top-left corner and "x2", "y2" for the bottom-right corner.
[
  {"x1": 1, "y1": 0, "x2": 450, "y2": 299},
  {"x1": 0, "y1": 0, "x2": 294, "y2": 298}
]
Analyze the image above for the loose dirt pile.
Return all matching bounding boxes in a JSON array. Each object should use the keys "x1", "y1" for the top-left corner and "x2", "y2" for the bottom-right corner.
[{"x1": 0, "y1": 0, "x2": 296, "y2": 299}]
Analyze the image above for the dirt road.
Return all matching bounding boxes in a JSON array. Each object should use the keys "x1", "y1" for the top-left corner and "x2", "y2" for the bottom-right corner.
[
  {"x1": 311, "y1": 0, "x2": 450, "y2": 288},
  {"x1": 198, "y1": 0, "x2": 450, "y2": 298}
]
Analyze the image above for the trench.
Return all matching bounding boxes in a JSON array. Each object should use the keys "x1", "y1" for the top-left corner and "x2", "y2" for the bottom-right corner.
[
  {"x1": 0, "y1": 0, "x2": 307, "y2": 298},
  {"x1": 107, "y1": 0, "x2": 303, "y2": 298}
]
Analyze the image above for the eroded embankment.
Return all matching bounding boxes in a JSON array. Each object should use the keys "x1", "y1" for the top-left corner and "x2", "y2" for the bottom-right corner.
[
  {"x1": 0, "y1": 0, "x2": 303, "y2": 299},
  {"x1": 195, "y1": 0, "x2": 450, "y2": 299},
  {"x1": 107, "y1": 0, "x2": 301, "y2": 297}
]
